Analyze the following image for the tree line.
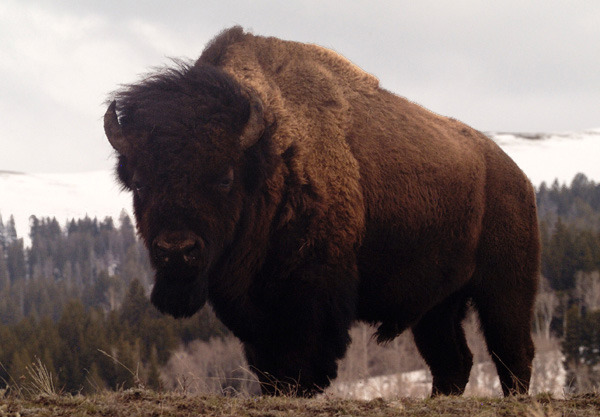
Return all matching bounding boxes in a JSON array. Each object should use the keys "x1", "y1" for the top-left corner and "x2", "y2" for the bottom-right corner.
[
  {"x1": 535, "y1": 174, "x2": 600, "y2": 391},
  {"x1": 0, "y1": 212, "x2": 228, "y2": 393},
  {"x1": 0, "y1": 173, "x2": 599, "y2": 393}
]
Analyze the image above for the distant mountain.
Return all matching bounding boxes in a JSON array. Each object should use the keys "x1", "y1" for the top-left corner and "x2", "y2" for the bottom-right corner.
[{"x1": 1, "y1": 128, "x2": 599, "y2": 244}]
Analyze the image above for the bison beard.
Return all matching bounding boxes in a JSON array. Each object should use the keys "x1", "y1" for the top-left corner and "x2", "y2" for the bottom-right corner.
[
  {"x1": 150, "y1": 267, "x2": 207, "y2": 318},
  {"x1": 104, "y1": 27, "x2": 540, "y2": 397}
]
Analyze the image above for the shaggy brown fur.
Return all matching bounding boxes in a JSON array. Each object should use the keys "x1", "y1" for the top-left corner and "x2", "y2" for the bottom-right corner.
[{"x1": 104, "y1": 26, "x2": 540, "y2": 397}]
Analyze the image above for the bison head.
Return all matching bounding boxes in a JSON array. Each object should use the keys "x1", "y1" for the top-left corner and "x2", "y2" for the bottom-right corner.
[{"x1": 104, "y1": 64, "x2": 265, "y2": 318}]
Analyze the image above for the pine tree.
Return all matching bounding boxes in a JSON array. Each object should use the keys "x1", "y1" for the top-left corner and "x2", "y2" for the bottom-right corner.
[
  {"x1": 112, "y1": 338, "x2": 138, "y2": 389},
  {"x1": 83, "y1": 361, "x2": 107, "y2": 393},
  {"x1": 120, "y1": 279, "x2": 152, "y2": 332},
  {"x1": 57, "y1": 300, "x2": 87, "y2": 393},
  {"x1": 81, "y1": 308, "x2": 110, "y2": 377},
  {"x1": 0, "y1": 213, "x2": 5, "y2": 249},
  {"x1": 119, "y1": 211, "x2": 136, "y2": 251},
  {"x1": 146, "y1": 346, "x2": 162, "y2": 390},
  {"x1": 0, "y1": 323, "x2": 18, "y2": 385},
  {"x1": 8, "y1": 349, "x2": 30, "y2": 387},
  {"x1": 6, "y1": 216, "x2": 18, "y2": 245},
  {"x1": 6, "y1": 238, "x2": 26, "y2": 282},
  {"x1": 0, "y1": 246, "x2": 9, "y2": 292},
  {"x1": 563, "y1": 304, "x2": 583, "y2": 364}
]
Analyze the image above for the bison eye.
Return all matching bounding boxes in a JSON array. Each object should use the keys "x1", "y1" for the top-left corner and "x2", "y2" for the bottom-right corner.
[
  {"x1": 217, "y1": 167, "x2": 234, "y2": 191},
  {"x1": 132, "y1": 181, "x2": 147, "y2": 198},
  {"x1": 131, "y1": 171, "x2": 147, "y2": 199}
]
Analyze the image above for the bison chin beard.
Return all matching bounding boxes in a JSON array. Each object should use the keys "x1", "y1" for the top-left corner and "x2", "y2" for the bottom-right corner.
[{"x1": 150, "y1": 269, "x2": 207, "y2": 318}]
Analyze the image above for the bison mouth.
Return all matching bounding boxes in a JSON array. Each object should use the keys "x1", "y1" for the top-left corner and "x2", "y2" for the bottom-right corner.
[{"x1": 149, "y1": 231, "x2": 210, "y2": 318}]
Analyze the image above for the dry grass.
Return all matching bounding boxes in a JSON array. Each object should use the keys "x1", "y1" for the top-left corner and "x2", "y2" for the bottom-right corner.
[
  {"x1": 0, "y1": 390, "x2": 599, "y2": 416},
  {"x1": 23, "y1": 358, "x2": 58, "y2": 398}
]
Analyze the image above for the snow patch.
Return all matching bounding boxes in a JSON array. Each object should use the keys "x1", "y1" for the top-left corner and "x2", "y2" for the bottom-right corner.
[{"x1": 330, "y1": 349, "x2": 566, "y2": 399}]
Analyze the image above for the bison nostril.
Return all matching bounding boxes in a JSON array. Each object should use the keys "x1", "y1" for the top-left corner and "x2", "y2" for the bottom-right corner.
[
  {"x1": 154, "y1": 242, "x2": 171, "y2": 264},
  {"x1": 183, "y1": 244, "x2": 201, "y2": 263}
]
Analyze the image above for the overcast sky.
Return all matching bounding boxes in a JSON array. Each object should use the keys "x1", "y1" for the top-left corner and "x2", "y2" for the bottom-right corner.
[{"x1": 1, "y1": 0, "x2": 599, "y2": 173}]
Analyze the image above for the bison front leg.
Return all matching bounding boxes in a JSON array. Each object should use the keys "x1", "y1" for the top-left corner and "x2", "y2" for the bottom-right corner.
[
  {"x1": 244, "y1": 336, "x2": 342, "y2": 396},
  {"x1": 245, "y1": 264, "x2": 358, "y2": 396}
]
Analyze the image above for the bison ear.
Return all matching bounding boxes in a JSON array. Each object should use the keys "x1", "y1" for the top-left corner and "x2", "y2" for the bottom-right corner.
[
  {"x1": 104, "y1": 100, "x2": 130, "y2": 156},
  {"x1": 239, "y1": 93, "x2": 265, "y2": 150}
]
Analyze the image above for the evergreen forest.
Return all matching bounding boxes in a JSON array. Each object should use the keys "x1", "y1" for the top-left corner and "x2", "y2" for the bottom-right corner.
[{"x1": 0, "y1": 173, "x2": 599, "y2": 394}]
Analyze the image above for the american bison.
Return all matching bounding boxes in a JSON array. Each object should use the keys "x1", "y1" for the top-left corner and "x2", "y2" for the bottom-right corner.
[{"x1": 104, "y1": 26, "x2": 540, "y2": 397}]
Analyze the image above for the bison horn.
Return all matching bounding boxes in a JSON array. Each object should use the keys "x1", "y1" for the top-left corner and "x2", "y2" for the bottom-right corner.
[
  {"x1": 239, "y1": 93, "x2": 265, "y2": 149},
  {"x1": 104, "y1": 100, "x2": 130, "y2": 155}
]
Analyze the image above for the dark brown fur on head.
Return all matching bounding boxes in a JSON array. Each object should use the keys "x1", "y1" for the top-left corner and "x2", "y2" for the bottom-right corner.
[
  {"x1": 113, "y1": 61, "x2": 250, "y2": 157},
  {"x1": 108, "y1": 61, "x2": 271, "y2": 318}
]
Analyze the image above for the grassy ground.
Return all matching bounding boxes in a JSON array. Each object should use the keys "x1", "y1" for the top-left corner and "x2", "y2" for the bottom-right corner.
[{"x1": 1, "y1": 390, "x2": 600, "y2": 417}]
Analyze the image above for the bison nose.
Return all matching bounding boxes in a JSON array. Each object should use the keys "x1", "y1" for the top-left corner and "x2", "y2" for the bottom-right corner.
[{"x1": 152, "y1": 232, "x2": 203, "y2": 267}]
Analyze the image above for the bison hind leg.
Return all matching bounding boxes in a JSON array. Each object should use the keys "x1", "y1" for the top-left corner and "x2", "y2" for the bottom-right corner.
[
  {"x1": 411, "y1": 291, "x2": 473, "y2": 396},
  {"x1": 472, "y1": 285, "x2": 536, "y2": 396}
]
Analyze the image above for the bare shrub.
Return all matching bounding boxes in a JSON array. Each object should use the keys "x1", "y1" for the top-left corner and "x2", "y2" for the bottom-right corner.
[
  {"x1": 575, "y1": 271, "x2": 600, "y2": 312},
  {"x1": 534, "y1": 277, "x2": 560, "y2": 340},
  {"x1": 565, "y1": 360, "x2": 600, "y2": 393},
  {"x1": 161, "y1": 336, "x2": 259, "y2": 396},
  {"x1": 332, "y1": 310, "x2": 567, "y2": 399},
  {"x1": 336, "y1": 323, "x2": 425, "y2": 383},
  {"x1": 331, "y1": 323, "x2": 428, "y2": 398}
]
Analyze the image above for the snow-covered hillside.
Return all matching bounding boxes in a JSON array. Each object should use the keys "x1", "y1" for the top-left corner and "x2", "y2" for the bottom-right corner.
[
  {"x1": 0, "y1": 170, "x2": 132, "y2": 243},
  {"x1": 0, "y1": 128, "x2": 599, "y2": 244},
  {"x1": 490, "y1": 128, "x2": 600, "y2": 187}
]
